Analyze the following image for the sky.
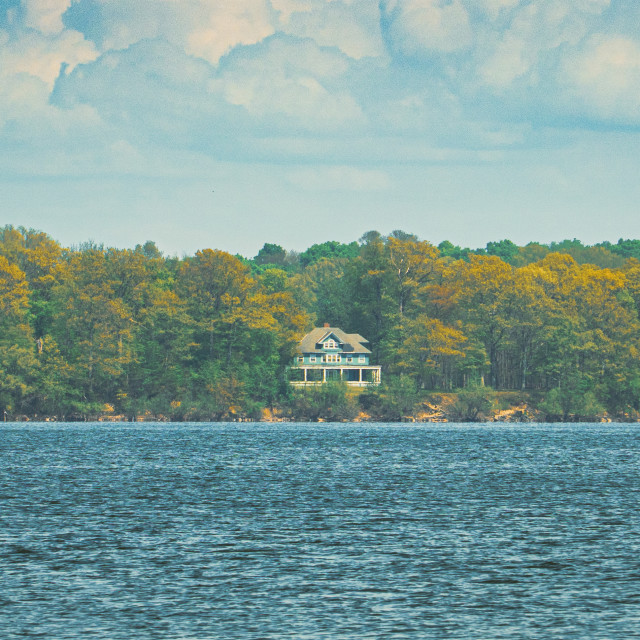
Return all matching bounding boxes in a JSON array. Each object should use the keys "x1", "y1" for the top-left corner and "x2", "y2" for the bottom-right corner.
[{"x1": 1, "y1": 0, "x2": 640, "y2": 258}]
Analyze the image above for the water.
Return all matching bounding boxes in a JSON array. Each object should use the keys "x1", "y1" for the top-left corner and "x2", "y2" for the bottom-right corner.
[{"x1": 1, "y1": 422, "x2": 640, "y2": 639}]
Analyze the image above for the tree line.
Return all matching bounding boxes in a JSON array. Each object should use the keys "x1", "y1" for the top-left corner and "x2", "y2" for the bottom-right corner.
[{"x1": 2, "y1": 225, "x2": 640, "y2": 421}]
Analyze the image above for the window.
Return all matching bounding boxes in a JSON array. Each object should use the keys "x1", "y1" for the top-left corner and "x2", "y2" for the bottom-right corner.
[
  {"x1": 297, "y1": 356, "x2": 304, "y2": 363},
  {"x1": 325, "y1": 354, "x2": 341, "y2": 363},
  {"x1": 358, "y1": 356, "x2": 366, "y2": 363},
  {"x1": 309, "y1": 356, "x2": 317, "y2": 363},
  {"x1": 324, "y1": 339, "x2": 338, "y2": 349},
  {"x1": 346, "y1": 357, "x2": 353, "y2": 363}
]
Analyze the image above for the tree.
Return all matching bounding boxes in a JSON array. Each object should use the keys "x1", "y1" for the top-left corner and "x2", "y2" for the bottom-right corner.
[
  {"x1": 299, "y1": 240, "x2": 360, "y2": 268},
  {"x1": 0, "y1": 256, "x2": 39, "y2": 417},
  {"x1": 365, "y1": 375, "x2": 420, "y2": 421},
  {"x1": 386, "y1": 235, "x2": 439, "y2": 317},
  {"x1": 454, "y1": 255, "x2": 513, "y2": 388},
  {"x1": 394, "y1": 316, "x2": 467, "y2": 390},
  {"x1": 486, "y1": 239, "x2": 518, "y2": 264},
  {"x1": 50, "y1": 248, "x2": 138, "y2": 412},
  {"x1": 254, "y1": 243, "x2": 287, "y2": 266},
  {"x1": 347, "y1": 231, "x2": 395, "y2": 363},
  {"x1": 294, "y1": 258, "x2": 351, "y2": 329},
  {"x1": 178, "y1": 249, "x2": 254, "y2": 362}
]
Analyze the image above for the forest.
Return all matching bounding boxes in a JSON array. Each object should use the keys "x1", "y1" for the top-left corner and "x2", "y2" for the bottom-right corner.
[{"x1": 2, "y1": 225, "x2": 640, "y2": 422}]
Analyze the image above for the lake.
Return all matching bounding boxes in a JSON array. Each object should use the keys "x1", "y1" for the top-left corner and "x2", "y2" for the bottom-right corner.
[{"x1": 1, "y1": 422, "x2": 640, "y2": 639}]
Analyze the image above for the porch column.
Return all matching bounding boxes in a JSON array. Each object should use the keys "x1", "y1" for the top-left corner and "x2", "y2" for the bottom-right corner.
[
  {"x1": 359, "y1": 368, "x2": 362, "y2": 383},
  {"x1": 323, "y1": 368, "x2": 326, "y2": 382},
  {"x1": 340, "y1": 368, "x2": 343, "y2": 380},
  {"x1": 303, "y1": 368, "x2": 307, "y2": 382}
]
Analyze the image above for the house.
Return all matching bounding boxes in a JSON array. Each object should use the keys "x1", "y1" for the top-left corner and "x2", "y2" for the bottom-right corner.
[{"x1": 289, "y1": 324, "x2": 381, "y2": 386}]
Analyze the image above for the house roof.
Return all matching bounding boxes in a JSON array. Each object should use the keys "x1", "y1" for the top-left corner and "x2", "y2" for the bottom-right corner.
[{"x1": 297, "y1": 327, "x2": 372, "y2": 354}]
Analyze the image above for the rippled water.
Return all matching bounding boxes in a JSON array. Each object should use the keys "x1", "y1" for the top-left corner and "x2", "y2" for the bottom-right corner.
[{"x1": 2, "y1": 422, "x2": 640, "y2": 639}]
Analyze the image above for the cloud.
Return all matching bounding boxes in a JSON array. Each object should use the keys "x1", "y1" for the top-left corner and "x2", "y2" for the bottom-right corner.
[
  {"x1": 560, "y1": 35, "x2": 640, "y2": 124},
  {"x1": 381, "y1": 0, "x2": 473, "y2": 55},
  {"x1": 0, "y1": 67, "x2": 112, "y2": 177},
  {"x1": 0, "y1": 27, "x2": 97, "y2": 86},
  {"x1": 474, "y1": 0, "x2": 521, "y2": 21},
  {"x1": 476, "y1": 0, "x2": 612, "y2": 88},
  {"x1": 65, "y1": 0, "x2": 382, "y2": 64},
  {"x1": 2, "y1": 0, "x2": 640, "y2": 188},
  {"x1": 61, "y1": 0, "x2": 276, "y2": 63},
  {"x1": 277, "y1": 0, "x2": 385, "y2": 59},
  {"x1": 50, "y1": 38, "x2": 225, "y2": 143},
  {"x1": 214, "y1": 35, "x2": 364, "y2": 131},
  {"x1": 184, "y1": 1, "x2": 276, "y2": 64},
  {"x1": 50, "y1": 34, "x2": 365, "y2": 164},
  {"x1": 23, "y1": 0, "x2": 72, "y2": 34}
]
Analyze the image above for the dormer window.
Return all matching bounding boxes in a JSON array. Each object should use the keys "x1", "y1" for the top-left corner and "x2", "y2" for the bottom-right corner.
[{"x1": 324, "y1": 339, "x2": 338, "y2": 349}]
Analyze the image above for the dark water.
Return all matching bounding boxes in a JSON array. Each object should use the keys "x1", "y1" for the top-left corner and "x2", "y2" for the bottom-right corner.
[{"x1": 2, "y1": 423, "x2": 640, "y2": 639}]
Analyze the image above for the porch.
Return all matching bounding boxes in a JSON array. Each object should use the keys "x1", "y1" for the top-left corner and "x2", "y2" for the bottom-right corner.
[{"x1": 289, "y1": 365, "x2": 381, "y2": 386}]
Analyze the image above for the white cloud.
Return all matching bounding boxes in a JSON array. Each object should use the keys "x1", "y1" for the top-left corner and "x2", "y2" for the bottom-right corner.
[
  {"x1": 271, "y1": 0, "x2": 313, "y2": 23},
  {"x1": 475, "y1": 0, "x2": 521, "y2": 20},
  {"x1": 0, "y1": 28, "x2": 98, "y2": 87},
  {"x1": 213, "y1": 36, "x2": 364, "y2": 130},
  {"x1": 23, "y1": 0, "x2": 72, "y2": 35},
  {"x1": 561, "y1": 35, "x2": 640, "y2": 123},
  {"x1": 278, "y1": 0, "x2": 385, "y2": 59},
  {"x1": 184, "y1": 1, "x2": 275, "y2": 63},
  {"x1": 2, "y1": 0, "x2": 640, "y2": 187},
  {"x1": 89, "y1": 0, "x2": 380, "y2": 63},
  {"x1": 382, "y1": 0, "x2": 473, "y2": 55},
  {"x1": 477, "y1": 0, "x2": 611, "y2": 88},
  {"x1": 78, "y1": 0, "x2": 275, "y2": 63},
  {"x1": 0, "y1": 67, "x2": 111, "y2": 176}
]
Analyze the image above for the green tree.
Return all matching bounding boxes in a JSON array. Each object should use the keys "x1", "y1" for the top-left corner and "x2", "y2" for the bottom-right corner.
[
  {"x1": 254, "y1": 243, "x2": 287, "y2": 266},
  {"x1": 486, "y1": 239, "x2": 518, "y2": 264},
  {"x1": 0, "y1": 256, "x2": 39, "y2": 417},
  {"x1": 50, "y1": 248, "x2": 138, "y2": 413},
  {"x1": 299, "y1": 240, "x2": 360, "y2": 268}
]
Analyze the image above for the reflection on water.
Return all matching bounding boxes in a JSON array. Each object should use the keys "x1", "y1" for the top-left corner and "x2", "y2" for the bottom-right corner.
[{"x1": 2, "y1": 422, "x2": 640, "y2": 639}]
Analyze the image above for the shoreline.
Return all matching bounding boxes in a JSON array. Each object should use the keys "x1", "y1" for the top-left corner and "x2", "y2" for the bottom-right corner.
[
  {"x1": 5, "y1": 392, "x2": 640, "y2": 425},
  {"x1": 4, "y1": 414, "x2": 638, "y2": 424}
]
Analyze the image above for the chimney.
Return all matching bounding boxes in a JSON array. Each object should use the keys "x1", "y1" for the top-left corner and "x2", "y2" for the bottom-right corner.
[{"x1": 323, "y1": 323, "x2": 330, "y2": 328}]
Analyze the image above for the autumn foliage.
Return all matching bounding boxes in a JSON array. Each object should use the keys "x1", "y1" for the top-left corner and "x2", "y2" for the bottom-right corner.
[{"x1": 2, "y1": 225, "x2": 640, "y2": 421}]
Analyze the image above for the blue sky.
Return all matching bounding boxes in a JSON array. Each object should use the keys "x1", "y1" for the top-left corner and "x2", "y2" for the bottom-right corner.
[{"x1": 2, "y1": 0, "x2": 640, "y2": 257}]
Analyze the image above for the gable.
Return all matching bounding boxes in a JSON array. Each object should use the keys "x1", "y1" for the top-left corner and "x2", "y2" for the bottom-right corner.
[
  {"x1": 317, "y1": 332, "x2": 342, "y2": 348},
  {"x1": 297, "y1": 326, "x2": 372, "y2": 355}
]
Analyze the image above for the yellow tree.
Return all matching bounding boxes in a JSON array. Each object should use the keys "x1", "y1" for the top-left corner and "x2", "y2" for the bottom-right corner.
[
  {"x1": 395, "y1": 315, "x2": 468, "y2": 389},
  {"x1": 386, "y1": 235, "x2": 440, "y2": 317},
  {"x1": 523, "y1": 253, "x2": 640, "y2": 414},
  {"x1": 178, "y1": 249, "x2": 254, "y2": 361},
  {"x1": 0, "y1": 256, "x2": 29, "y2": 317},
  {"x1": 453, "y1": 255, "x2": 513, "y2": 387},
  {"x1": 0, "y1": 256, "x2": 38, "y2": 416},
  {"x1": 573, "y1": 264, "x2": 640, "y2": 410},
  {"x1": 505, "y1": 263, "x2": 559, "y2": 389},
  {"x1": 0, "y1": 226, "x2": 64, "y2": 338},
  {"x1": 51, "y1": 248, "x2": 137, "y2": 407}
]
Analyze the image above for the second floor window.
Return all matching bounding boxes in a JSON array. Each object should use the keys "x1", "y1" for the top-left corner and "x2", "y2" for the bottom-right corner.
[
  {"x1": 324, "y1": 339, "x2": 338, "y2": 349},
  {"x1": 325, "y1": 354, "x2": 341, "y2": 363}
]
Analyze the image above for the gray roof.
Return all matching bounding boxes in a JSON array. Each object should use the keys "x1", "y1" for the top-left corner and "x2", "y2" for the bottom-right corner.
[{"x1": 297, "y1": 327, "x2": 372, "y2": 354}]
